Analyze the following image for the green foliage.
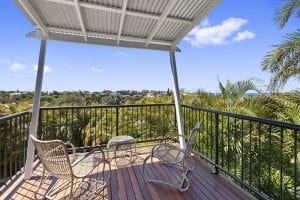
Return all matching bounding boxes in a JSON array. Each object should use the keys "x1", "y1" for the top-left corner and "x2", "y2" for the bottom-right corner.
[{"x1": 262, "y1": 0, "x2": 300, "y2": 92}]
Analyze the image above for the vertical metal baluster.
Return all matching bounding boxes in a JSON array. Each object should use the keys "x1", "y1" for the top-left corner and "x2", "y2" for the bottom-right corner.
[
  {"x1": 83, "y1": 108, "x2": 86, "y2": 148},
  {"x1": 249, "y1": 121, "x2": 252, "y2": 186},
  {"x1": 45, "y1": 109, "x2": 49, "y2": 140},
  {"x1": 293, "y1": 130, "x2": 297, "y2": 200},
  {"x1": 59, "y1": 109, "x2": 62, "y2": 139},
  {"x1": 100, "y1": 107, "x2": 103, "y2": 144},
  {"x1": 52, "y1": 109, "x2": 55, "y2": 139},
  {"x1": 136, "y1": 106, "x2": 139, "y2": 139},
  {"x1": 161, "y1": 105, "x2": 164, "y2": 139},
  {"x1": 227, "y1": 116, "x2": 230, "y2": 172},
  {"x1": 210, "y1": 113, "x2": 213, "y2": 160},
  {"x1": 221, "y1": 115, "x2": 224, "y2": 167},
  {"x1": 213, "y1": 113, "x2": 219, "y2": 174},
  {"x1": 206, "y1": 112, "x2": 209, "y2": 157},
  {"x1": 4, "y1": 122, "x2": 7, "y2": 181},
  {"x1": 105, "y1": 108, "x2": 108, "y2": 141},
  {"x1": 9, "y1": 120, "x2": 12, "y2": 179},
  {"x1": 71, "y1": 108, "x2": 74, "y2": 144},
  {"x1": 77, "y1": 108, "x2": 80, "y2": 147},
  {"x1": 89, "y1": 107, "x2": 92, "y2": 146},
  {"x1": 268, "y1": 125, "x2": 272, "y2": 197},
  {"x1": 131, "y1": 106, "x2": 134, "y2": 137},
  {"x1": 19, "y1": 116, "x2": 22, "y2": 173},
  {"x1": 241, "y1": 119, "x2": 244, "y2": 181},
  {"x1": 198, "y1": 110, "x2": 201, "y2": 152},
  {"x1": 258, "y1": 122, "x2": 261, "y2": 191},
  {"x1": 201, "y1": 111, "x2": 204, "y2": 153},
  {"x1": 94, "y1": 107, "x2": 97, "y2": 145},
  {"x1": 14, "y1": 116, "x2": 18, "y2": 175},
  {"x1": 280, "y1": 127, "x2": 283, "y2": 200},
  {"x1": 65, "y1": 109, "x2": 68, "y2": 142},
  {"x1": 145, "y1": 106, "x2": 148, "y2": 140},
  {"x1": 39, "y1": 109, "x2": 42, "y2": 139},
  {"x1": 116, "y1": 107, "x2": 119, "y2": 136},
  {"x1": 234, "y1": 117, "x2": 237, "y2": 176},
  {"x1": 110, "y1": 107, "x2": 113, "y2": 139}
]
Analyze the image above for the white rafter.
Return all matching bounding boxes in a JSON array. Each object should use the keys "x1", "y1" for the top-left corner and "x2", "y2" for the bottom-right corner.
[
  {"x1": 74, "y1": 0, "x2": 87, "y2": 41},
  {"x1": 41, "y1": 0, "x2": 192, "y2": 25},
  {"x1": 145, "y1": 0, "x2": 178, "y2": 47},
  {"x1": 117, "y1": 0, "x2": 128, "y2": 45},
  {"x1": 16, "y1": 0, "x2": 48, "y2": 38},
  {"x1": 46, "y1": 27, "x2": 173, "y2": 46}
]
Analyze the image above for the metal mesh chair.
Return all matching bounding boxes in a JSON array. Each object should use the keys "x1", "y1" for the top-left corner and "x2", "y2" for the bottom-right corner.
[
  {"x1": 142, "y1": 122, "x2": 200, "y2": 192},
  {"x1": 30, "y1": 135, "x2": 110, "y2": 199}
]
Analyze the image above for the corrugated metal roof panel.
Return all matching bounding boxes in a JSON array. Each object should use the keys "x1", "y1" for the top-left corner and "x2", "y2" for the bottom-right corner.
[
  {"x1": 81, "y1": 0, "x2": 122, "y2": 8},
  {"x1": 31, "y1": 0, "x2": 81, "y2": 30},
  {"x1": 15, "y1": 0, "x2": 221, "y2": 51},
  {"x1": 122, "y1": 15, "x2": 156, "y2": 38},
  {"x1": 169, "y1": 0, "x2": 210, "y2": 20},
  {"x1": 127, "y1": 0, "x2": 169, "y2": 15},
  {"x1": 154, "y1": 21, "x2": 188, "y2": 41},
  {"x1": 82, "y1": 8, "x2": 120, "y2": 34}
]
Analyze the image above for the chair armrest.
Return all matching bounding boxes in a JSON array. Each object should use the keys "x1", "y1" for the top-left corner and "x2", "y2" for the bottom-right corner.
[{"x1": 65, "y1": 141, "x2": 76, "y2": 155}]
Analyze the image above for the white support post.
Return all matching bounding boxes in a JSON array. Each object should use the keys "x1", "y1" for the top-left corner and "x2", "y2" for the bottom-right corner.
[
  {"x1": 24, "y1": 39, "x2": 47, "y2": 180},
  {"x1": 169, "y1": 51, "x2": 186, "y2": 149}
]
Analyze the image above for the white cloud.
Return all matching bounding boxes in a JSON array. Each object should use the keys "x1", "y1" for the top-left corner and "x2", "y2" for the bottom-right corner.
[
  {"x1": 9, "y1": 62, "x2": 26, "y2": 72},
  {"x1": 90, "y1": 66, "x2": 103, "y2": 72},
  {"x1": 0, "y1": 58, "x2": 11, "y2": 64},
  {"x1": 185, "y1": 18, "x2": 254, "y2": 47},
  {"x1": 233, "y1": 30, "x2": 256, "y2": 41},
  {"x1": 34, "y1": 65, "x2": 52, "y2": 74},
  {"x1": 117, "y1": 51, "x2": 128, "y2": 56}
]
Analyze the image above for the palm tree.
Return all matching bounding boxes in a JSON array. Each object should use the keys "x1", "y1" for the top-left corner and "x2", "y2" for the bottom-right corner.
[
  {"x1": 262, "y1": 0, "x2": 300, "y2": 92},
  {"x1": 218, "y1": 79, "x2": 260, "y2": 107}
]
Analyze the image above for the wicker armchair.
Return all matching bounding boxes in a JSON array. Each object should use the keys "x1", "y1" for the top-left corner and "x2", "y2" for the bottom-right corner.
[
  {"x1": 142, "y1": 122, "x2": 200, "y2": 192},
  {"x1": 30, "y1": 135, "x2": 110, "y2": 199}
]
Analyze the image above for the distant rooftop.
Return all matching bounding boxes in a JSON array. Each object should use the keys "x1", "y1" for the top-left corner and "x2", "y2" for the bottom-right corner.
[{"x1": 15, "y1": 0, "x2": 221, "y2": 51}]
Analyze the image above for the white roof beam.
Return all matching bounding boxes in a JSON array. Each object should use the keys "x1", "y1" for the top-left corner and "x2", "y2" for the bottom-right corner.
[
  {"x1": 45, "y1": 27, "x2": 173, "y2": 46},
  {"x1": 117, "y1": 0, "x2": 128, "y2": 45},
  {"x1": 42, "y1": 0, "x2": 192, "y2": 24},
  {"x1": 73, "y1": 0, "x2": 87, "y2": 41},
  {"x1": 16, "y1": 0, "x2": 48, "y2": 38},
  {"x1": 145, "y1": 0, "x2": 178, "y2": 47}
]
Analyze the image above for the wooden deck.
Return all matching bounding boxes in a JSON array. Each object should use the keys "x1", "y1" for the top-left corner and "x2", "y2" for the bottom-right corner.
[{"x1": 3, "y1": 145, "x2": 254, "y2": 200}]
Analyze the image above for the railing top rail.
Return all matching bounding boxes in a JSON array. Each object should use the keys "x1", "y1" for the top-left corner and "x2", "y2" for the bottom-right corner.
[
  {"x1": 40, "y1": 103, "x2": 175, "y2": 110},
  {"x1": 0, "y1": 110, "x2": 31, "y2": 122},
  {"x1": 182, "y1": 104, "x2": 300, "y2": 130}
]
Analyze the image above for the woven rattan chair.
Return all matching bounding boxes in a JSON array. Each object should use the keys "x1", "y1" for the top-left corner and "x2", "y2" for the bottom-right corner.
[
  {"x1": 142, "y1": 122, "x2": 200, "y2": 192},
  {"x1": 30, "y1": 135, "x2": 110, "y2": 199}
]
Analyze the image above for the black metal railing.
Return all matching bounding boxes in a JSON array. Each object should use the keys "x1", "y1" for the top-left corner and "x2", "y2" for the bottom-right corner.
[
  {"x1": 0, "y1": 111, "x2": 31, "y2": 191},
  {"x1": 182, "y1": 104, "x2": 300, "y2": 200},
  {"x1": 0, "y1": 103, "x2": 299, "y2": 199},
  {"x1": 38, "y1": 104, "x2": 176, "y2": 149}
]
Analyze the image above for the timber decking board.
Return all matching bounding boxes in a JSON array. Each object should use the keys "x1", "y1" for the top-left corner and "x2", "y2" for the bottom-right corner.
[{"x1": 2, "y1": 145, "x2": 255, "y2": 200}]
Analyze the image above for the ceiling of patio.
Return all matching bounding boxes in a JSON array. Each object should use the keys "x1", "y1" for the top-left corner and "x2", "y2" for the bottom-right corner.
[{"x1": 15, "y1": 0, "x2": 221, "y2": 51}]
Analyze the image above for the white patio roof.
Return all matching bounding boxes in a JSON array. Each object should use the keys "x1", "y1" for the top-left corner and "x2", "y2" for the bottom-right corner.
[{"x1": 15, "y1": 0, "x2": 221, "y2": 51}]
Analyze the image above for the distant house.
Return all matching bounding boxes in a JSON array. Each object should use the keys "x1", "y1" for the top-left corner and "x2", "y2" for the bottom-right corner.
[
  {"x1": 9, "y1": 92, "x2": 22, "y2": 96},
  {"x1": 146, "y1": 93, "x2": 154, "y2": 98}
]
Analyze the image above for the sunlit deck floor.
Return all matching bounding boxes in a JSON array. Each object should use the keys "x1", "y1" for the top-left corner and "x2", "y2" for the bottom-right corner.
[{"x1": 4, "y1": 145, "x2": 254, "y2": 200}]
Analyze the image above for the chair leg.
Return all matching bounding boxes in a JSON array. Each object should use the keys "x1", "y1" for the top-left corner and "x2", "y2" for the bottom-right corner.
[
  {"x1": 35, "y1": 168, "x2": 48, "y2": 200},
  {"x1": 142, "y1": 155, "x2": 151, "y2": 182},
  {"x1": 68, "y1": 178, "x2": 74, "y2": 200}
]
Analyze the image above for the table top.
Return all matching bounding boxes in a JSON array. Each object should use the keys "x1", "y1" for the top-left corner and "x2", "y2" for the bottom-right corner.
[{"x1": 107, "y1": 135, "x2": 136, "y2": 149}]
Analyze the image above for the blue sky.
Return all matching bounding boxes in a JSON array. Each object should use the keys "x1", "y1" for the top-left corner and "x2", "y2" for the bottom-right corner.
[{"x1": 0, "y1": 0, "x2": 299, "y2": 92}]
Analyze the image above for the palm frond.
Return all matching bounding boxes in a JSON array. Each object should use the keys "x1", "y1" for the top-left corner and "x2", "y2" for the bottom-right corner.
[
  {"x1": 273, "y1": 0, "x2": 300, "y2": 28},
  {"x1": 262, "y1": 30, "x2": 300, "y2": 91}
]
